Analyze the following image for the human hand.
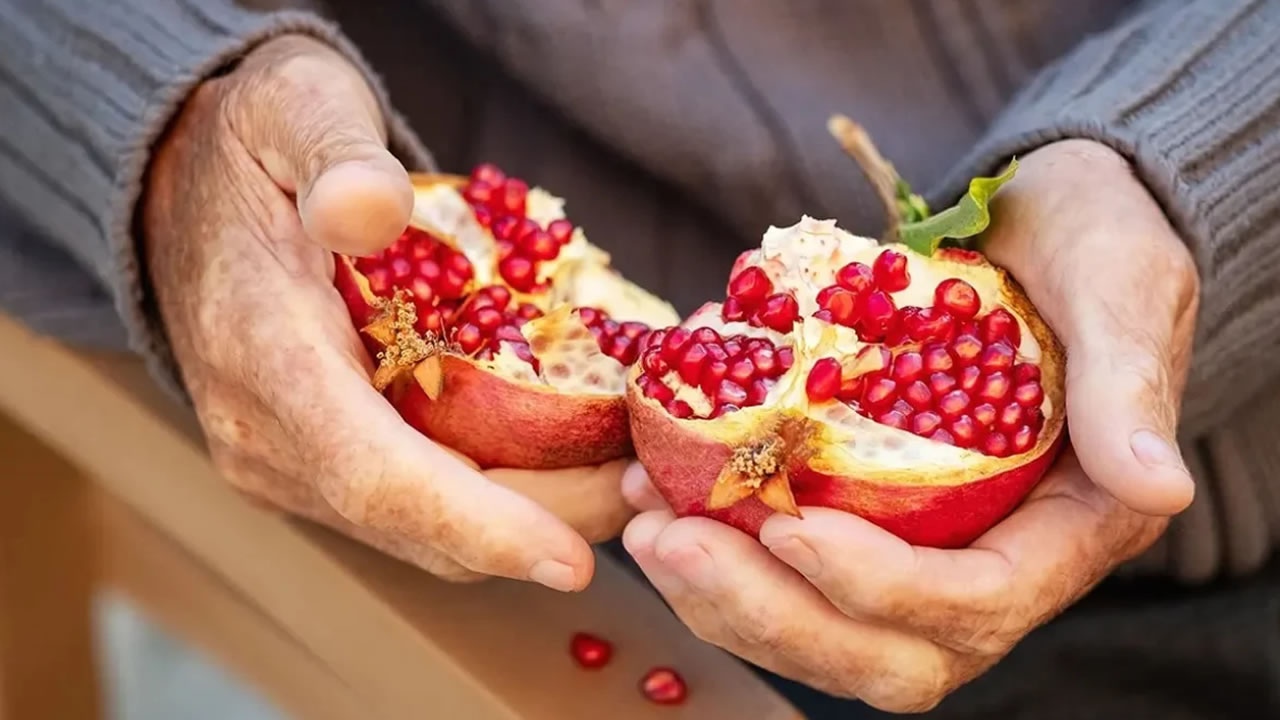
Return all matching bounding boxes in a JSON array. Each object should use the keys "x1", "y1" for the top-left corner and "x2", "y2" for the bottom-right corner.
[
  {"x1": 620, "y1": 139, "x2": 1199, "y2": 711},
  {"x1": 142, "y1": 35, "x2": 632, "y2": 590}
]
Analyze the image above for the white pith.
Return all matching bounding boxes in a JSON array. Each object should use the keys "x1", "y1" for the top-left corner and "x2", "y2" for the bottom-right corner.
[
  {"x1": 653, "y1": 216, "x2": 1057, "y2": 467},
  {"x1": 407, "y1": 182, "x2": 680, "y2": 394}
]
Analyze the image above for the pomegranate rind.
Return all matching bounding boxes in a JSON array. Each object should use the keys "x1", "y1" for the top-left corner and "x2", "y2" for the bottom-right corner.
[
  {"x1": 336, "y1": 172, "x2": 675, "y2": 471},
  {"x1": 626, "y1": 233, "x2": 1067, "y2": 548}
]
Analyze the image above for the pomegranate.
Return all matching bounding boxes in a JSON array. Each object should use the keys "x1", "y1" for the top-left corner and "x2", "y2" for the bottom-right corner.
[
  {"x1": 334, "y1": 165, "x2": 678, "y2": 469},
  {"x1": 626, "y1": 214, "x2": 1065, "y2": 548}
]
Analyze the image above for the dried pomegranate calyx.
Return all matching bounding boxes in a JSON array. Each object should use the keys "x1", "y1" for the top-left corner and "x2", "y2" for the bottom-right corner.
[{"x1": 364, "y1": 292, "x2": 452, "y2": 391}]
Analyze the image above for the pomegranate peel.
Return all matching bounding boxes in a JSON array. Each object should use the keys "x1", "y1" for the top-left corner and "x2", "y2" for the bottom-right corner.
[
  {"x1": 627, "y1": 119, "x2": 1064, "y2": 548},
  {"x1": 335, "y1": 167, "x2": 678, "y2": 470}
]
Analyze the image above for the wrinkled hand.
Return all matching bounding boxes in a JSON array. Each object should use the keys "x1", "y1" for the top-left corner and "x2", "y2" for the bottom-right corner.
[
  {"x1": 620, "y1": 140, "x2": 1200, "y2": 711},
  {"x1": 143, "y1": 35, "x2": 632, "y2": 590}
]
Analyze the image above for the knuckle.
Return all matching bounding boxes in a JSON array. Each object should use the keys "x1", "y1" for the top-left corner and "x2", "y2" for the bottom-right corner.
[
  {"x1": 729, "y1": 604, "x2": 791, "y2": 652},
  {"x1": 859, "y1": 655, "x2": 956, "y2": 715}
]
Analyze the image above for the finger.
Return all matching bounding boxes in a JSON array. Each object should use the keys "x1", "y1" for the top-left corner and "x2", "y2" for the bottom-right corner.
[
  {"x1": 620, "y1": 462, "x2": 671, "y2": 512},
  {"x1": 984, "y1": 148, "x2": 1196, "y2": 516},
  {"x1": 625, "y1": 513, "x2": 958, "y2": 712},
  {"x1": 231, "y1": 35, "x2": 413, "y2": 255},
  {"x1": 759, "y1": 450, "x2": 1157, "y2": 655},
  {"x1": 486, "y1": 460, "x2": 636, "y2": 543}
]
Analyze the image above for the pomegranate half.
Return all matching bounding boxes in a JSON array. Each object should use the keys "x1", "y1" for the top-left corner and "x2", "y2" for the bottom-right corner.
[
  {"x1": 335, "y1": 165, "x2": 678, "y2": 469},
  {"x1": 627, "y1": 217, "x2": 1065, "y2": 548}
]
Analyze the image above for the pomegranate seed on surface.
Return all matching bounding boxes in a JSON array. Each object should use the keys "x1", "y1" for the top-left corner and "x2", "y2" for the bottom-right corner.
[
  {"x1": 997, "y1": 403, "x2": 1024, "y2": 433},
  {"x1": 692, "y1": 327, "x2": 722, "y2": 345},
  {"x1": 569, "y1": 632, "x2": 613, "y2": 669},
  {"x1": 640, "y1": 667, "x2": 688, "y2": 705},
  {"x1": 872, "y1": 249, "x2": 911, "y2": 292},
  {"x1": 716, "y1": 379, "x2": 749, "y2": 407},
  {"x1": 639, "y1": 375, "x2": 675, "y2": 404},
  {"x1": 777, "y1": 346, "x2": 796, "y2": 372},
  {"x1": 817, "y1": 286, "x2": 860, "y2": 326},
  {"x1": 935, "y1": 278, "x2": 981, "y2": 319},
  {"x1": 661, "y1": 329, "x2": 693, "y2": 363},
  {"x1": 806, "y1": 358, "x2": 843, "y2": 402},
  {"x1": 980, "y1": 308, "x2": 1021, "y2": 347}
]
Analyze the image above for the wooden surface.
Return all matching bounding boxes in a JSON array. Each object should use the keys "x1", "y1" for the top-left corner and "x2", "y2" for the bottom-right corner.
[
  {"x1": 0, "y1": 416, "x2": 102, "y2": 720},
  {"x1": 0, "y1": 313, "x2": 803, "y2": 720}
]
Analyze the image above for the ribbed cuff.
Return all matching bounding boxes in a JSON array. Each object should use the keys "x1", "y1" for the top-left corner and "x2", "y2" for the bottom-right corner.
[{"x1": 934, "y1": 0, "x2": 1280, "y2": 437}]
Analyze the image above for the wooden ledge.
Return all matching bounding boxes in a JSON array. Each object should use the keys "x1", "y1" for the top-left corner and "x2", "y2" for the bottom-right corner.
[{"x1": 0, "y1": 313, "x2": 802, "y2": 720}]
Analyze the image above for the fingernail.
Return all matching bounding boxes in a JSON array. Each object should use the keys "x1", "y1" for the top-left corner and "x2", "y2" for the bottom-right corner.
[
  {"x1": 1130, "y1": 429, "x2": 1187, "y2": 473},
  {"x1": 529, "y1": 560, "x2": 578, "y2": 592},
  {"x1": 764, "y1": 537, "x2": 822, "y2": 577},
  {"x1": 660, "y1": 545, "x2": 718, "y2": 593}
]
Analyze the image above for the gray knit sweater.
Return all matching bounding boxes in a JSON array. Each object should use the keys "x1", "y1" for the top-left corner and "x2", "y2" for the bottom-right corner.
[{"x1": 1, "y1": 0, "x2": 1278, "y2": 583}]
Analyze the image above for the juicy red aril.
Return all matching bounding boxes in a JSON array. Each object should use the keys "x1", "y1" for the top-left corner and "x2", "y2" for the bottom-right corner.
[
  {"x1": 980, "y1": 308, "x2": 1021, "y2": 347},
  {"x1": 937, "y1": 390, "x2": 970, "y2": 418},
  {"x1": 935, "y1": 278, "x2": 980, "y2": 319},
  {"x1": 666, "y1": 399, "x2": 694, "y2": 418},
  {"x1": 857, "y1": 290, "x2": 897, "y2": 340},
  {"x1": 518, "y1": 229, "x2": 560, "y2": 261},
  {"x1": 499, "y1": 255, "x2": 537, "y2": 292},
  {"x1": 1014, "y1": 381, "x2": 1044, "y2": 408},
  {"x1": 958, "y1": 365, "x2": 981, "y2": 392},
  {"x1": 923, "y1": 344, "x2": 954, "y2": 373},
  {"x1": 817, "y1": 286, "x2": 860, "y2": 326},
  {"x1": 638, "y1": 374, "x2": 675, "y2": 404},
  {"x1": 715, "y1": 379, "x2": 749, "y2": 407},
  {"x1": 727, "y1": 357, "x2": 756, "y2": 385},
  {"x1": 722, "y1": 297, "x2": 748, "y2": 322},
  {"x1": 456, "y1": 324, "x2": 484, "y2": 353},
  {"x1": 929, "y1": 372, "x2": 957, "y2": 395},
  {"x1": 997, "y1": 403, "x2": 1023, "y2": 432},
  {"x1": 949, "y1": 415, "x2": 979, "y2": 448},
  {"x1": 728, "y1": 266, "x2": 773, "y2": 307},
  {"x1": 979, "y1": 343, "x2": 1015, "y2": 372},
  {"x1": 1013, "y1": 362, "x2": 1041, "y2": 384},
  {"x1": 983, "y1": 432, "x2": 1011, "y2": 458},
  {"x1": 891, "y1": 351, "x2": 924, "y2": 383},
  {"x1": 470, "y1": 162, "x2": 506, "y2": 187},
  {"x1": 806, "y1": 358, "x2": 842, "y2": 402},
  {"x1": 903, "y1": 380, "x2": 932, "y2": 410},
  {"x1": 862, "y1": 378, "x2": 897, "y2": 410},
  {"x1": 903, "y1": 306, "x2": 955, "y2": 343},
  {"x1": 877, "y1": 409, "x2": 909, "y2": 430},
  {"x1": 547, "y1": 218, "x2": 575, "y2": 245},
  {"x1": 977, "y1": 371, "x2": 1011, "y2": 404},
  {"x1": 692, "y1": 327, "x2": 722, "y2": 345},
  {"x1": 971, "y1": 402, "x2": 997, "y2": 428},
  {"x1": 777, "y1": 347, "x2": 796, "y2": 371},
  {"x1": 931, "y1": 428, "x2": 956, "y2": 445},
  {"x1": 642, "y1": 349, "x2": 669, "y2": 376},
  {"x1": 756, "y1": 293, "x2": 800, "y2": 332},
  {"x1": 463, "y1": 180, "x2": 496, "y2": 205},
  {"x1": 498, "y1": 178, "x2": 529, "y2": 215},
  {"x1": 951, "y1": 334, "x2": 983, "y2": 366},
  {"x1": 578, "y1": 308, "x2": 651, "y2": 366},
  {"x1": 836, "y1": 262, "x2": 875, "y2": 295},
  {"x1": 912, "y1": 411, "x2": 942, "y2": 436},
  {"x1": 661, "y1": 328, "x2": 693, "y2": 362},
  {"x1": 700, "y1": 359, "x2": 729, "y2": 395},
  {"x1": 873, "y1": 249, "x2": 911, "y2": 292},
  {"x1": 640, "y1": 668, "x2": 688, "y2": 706},
  {"x1": 750, "y1": 346, "x2": 780, "y2": 377},
  {"x1": 569, "y1": 632, "x2": 613, "y2": 669},
  {"x1": 678, "y1": 344, "x2": 709, "y2": 385},
  {"x1": 1012, "y1": 425, "x2": 1036, "y2": 453}
]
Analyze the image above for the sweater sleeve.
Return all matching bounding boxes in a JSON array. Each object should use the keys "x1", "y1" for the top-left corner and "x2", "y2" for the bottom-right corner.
[
  {"x1": 935, "y1": 0, "x2": 1280, "y2": 439},
  {"x1": 0, "y1": 0, "x2": 433, "y2": 396}
]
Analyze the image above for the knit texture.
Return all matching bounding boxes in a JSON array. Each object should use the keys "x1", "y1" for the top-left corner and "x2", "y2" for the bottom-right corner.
[
  {"x1": 0, "y1": 0, "x2": 434, "y2": 400},
  {"x1": 936, "y1": 0, "x2": 1280, "y2": 581}
]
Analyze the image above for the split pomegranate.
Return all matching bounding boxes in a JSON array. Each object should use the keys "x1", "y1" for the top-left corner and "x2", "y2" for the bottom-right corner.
[
  {"x1": 626, "y1": 217, "x2": 1066, "y2": 548},
  {"x1": 335, "y1": 165, "x2": 678, "y2": 469}
]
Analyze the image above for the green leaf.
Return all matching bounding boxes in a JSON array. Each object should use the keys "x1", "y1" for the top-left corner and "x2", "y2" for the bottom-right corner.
[
  {"x1": 894, "y1": 177, "x2": 930, "y2": 224},
  {"x1": 898, "y1": 159, "x2": 1018, "y2": 256}
]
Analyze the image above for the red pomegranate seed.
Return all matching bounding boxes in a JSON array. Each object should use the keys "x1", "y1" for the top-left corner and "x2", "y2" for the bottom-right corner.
[
  {"x1": 692, "y1": 327, "x2": 721, "y2": 345},
  {"x1": 569, "y1": 632, "x2": 612, "y2": 669},
  {"x1": 620, "y1": 321, "x2": 650, "y2": 340},
  {"x1": 661, "y1": 328, "x2": 692, "y2": 363},
  {"x1": 463, "y1": 180, "x2": 496, "y2": 205},
  {"x1": 980, "y1": 308, "x2": 1021, "y2": 347},
  {"x1": 366, "y1": 267, "x2": 393, "y2": 296},
  {"x1": 1014, "y1": 381, "x2": 1044, "y2": 407},
  {"x1": 472, "y1": 204, "x2": 493, "y2": 228},
  {"x1": 492, "y1": 215, "x2": 520, "y2": 241},
  {"x1": 977, "y1": 371, "x2": 1012, "y2": 404},
  {"x1": 979, "y1": 343, "x2": 1015, "y2": 373},
  {"x1": 470, "y1": 162, "x2": 506, "y2": 187},
  {"x1": 416, "y1": 308, "x2": 445, "y2": 335},
  {"x1": 997, "y1": 403, "x2": 1023, "y2": 433},
  {"x1": 517, "y1": 303, "x2": 543, "y2": 320},
  {"x1": 499, "y1": 255, "x2": 537, "y2": 292},
  {"x1": 639, "y1": 328, "x2": 667, "y2": 354},
  {"x1": 930, "y1": 428, "x2": 956, "y2": 446},
  {"x1": 722, "y1": 297, "x2": 748, "y2": 322},
  {"x1": 498, "y1": 178, "x2": 529, "y2": 215},
  {"x1": 862, "y1": 378, "x2": 898, "y2": 410},
  {"x1": 519, "y1": 229, "x2": 560, "y2": 261},
  {"x1": 929, "y1": 371, "x2": 957, "y2": 396},
  {"x1": 640, "y1": 667, "x2": 688, "y2": 705},
  {"x1": 642, "y1": 350, "x2": 669, "y2": 376},
  {"x1": 611, "y1": 336, "x2": 639, "y2": 365},
  {"x1": 722, "y1": 339, "x2": 744, "y2": 358},
  {"x1": 923, "y1": 344, "x2": 954, "y2": 373},
  {"x1": 857, "y1": 290, "x2": 897, "y2": 338},
  {"x1": 715, "y1": 379, "x2": 749, "y2": 407},
  {"x1": 951, "y1": 334, "x2": 983, "y2": 366},
  {"x1": 935, "y1": 278, "x2": 980, "y2": 319},
  {"x1": 971, "y1": 402, "x2": 997, "y2": 428},
  {"x1": 1011, "y1": 425, "x2": 1036, "y2": 453},
  {"x1": 410, "y1": 277, "x2": 436, "y2": 304},
  {"x1": 805, "y1": 358, "x2": 842, "y2": 402},
  {"x1": 390, "y1": 257, "x2": 413, "y2": 282},
  {"x1": 873, "y1": 249, "x2": 911, "y2": 292},
  {"x1": 912, "y1": 411, "x2": 942, "y2": 436},
  {"x1": 678, "y1": 344, "x2": 709, "y2": 385},
  {"x1": 494, "y1": 325, "x2": 525, "y2": 343},
  {"x1": 835, "y1": 262, "x2": 875, "y2": 295},
  {"x1": 728, "y1": 266, "x2": 773, "y2": 307},
  {"x1": 700, "y1": 359, "x2": 729, "y2": 395},
  {"x1": 710, "y1": 404, "x2": 741, "y2": 418},
  {"x1": 903, "y1": 380, "x2": 932, "y2": 410},
  {"x1": 547, "y1": 218, "x2": 575, "y2": 245},
  {"x1": 777, "y1": 346, "x2": 796, "y2": 371},
  {"x1": 937, "y1": 389, "x2": 970, "y2": 418},
  {"x1": 756, "y1": 293, "x2": 800, "y2": 332},
  {"x1": 746, "y1": 378, "x2": 771, "y2": 405},
  {"x1": 958, "y1": 365, "x2": 982, "y2": 392},
  {"x1": 892, "y1": 399, "x2": 914, "y2": 416},
  {"x1": 473, "y1": 306, "x2": 504, "y2": 333},
  {"x1": 666, "y1": 399, "x2": 695, "y2": 419},
  {"x1": 876, "y1": 409, "x2": 909, "y2": 430},
  {"x1": 949, "y1": 415, "x2": 979, "y2": 448},
  {"x1": 750, "y1": 346, "x2": 779, "y2": 377},
  {"x1": 456, "y1": 324, "x2": 484, "y2": 354},
  {"x1": 727, "y1": 357, "x2": 756, "y2": 386},
  {"x1": 891, "y1": 351, "x2": 924, "y2": 384},
  {"x1": 817, "y1": 286, "x2": 860, "y2": 326},
  {"x1": 511, "y1": 218, "x2": 540, "y2": 243},
  {"x1": 640, "y1": 376, "x2": 675, "y2": 405},
  {"x1": 1013, "y1": 362, "x2": 1041, "y2": 384},
  {"x1": 983, "y1": 431, "x2": 1011, "y2": 458},
  {"x1": 906, "y1": 306, "x2": 956, "y2": 343}
]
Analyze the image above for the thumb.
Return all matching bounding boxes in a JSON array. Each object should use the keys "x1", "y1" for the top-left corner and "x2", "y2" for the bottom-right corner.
[
  {"x1": 232, "y1": 36, "x2": 414, "y2": 256},
  {"x1": 1063, "y1": 323, "x2": 1195, "y2": 517}
]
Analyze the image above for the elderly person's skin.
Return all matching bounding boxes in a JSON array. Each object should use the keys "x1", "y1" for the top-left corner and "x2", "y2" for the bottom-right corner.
[
  {"x1": 142, "y1": 35, "x2": 634, "y2": 591},
  {"x1": 620, "y1": 140, "x2": 1200, "y2": 712}
]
